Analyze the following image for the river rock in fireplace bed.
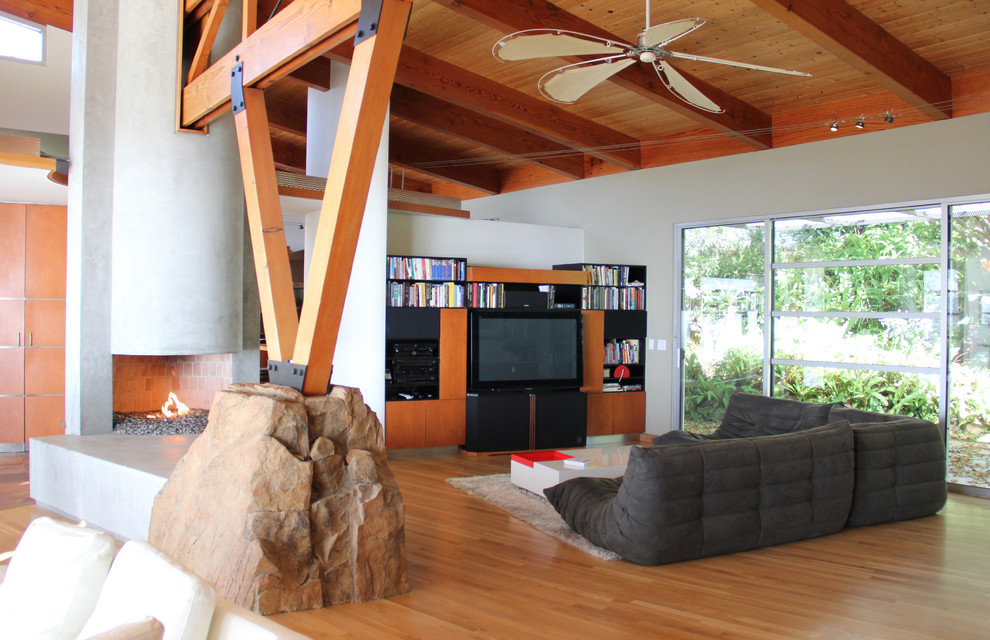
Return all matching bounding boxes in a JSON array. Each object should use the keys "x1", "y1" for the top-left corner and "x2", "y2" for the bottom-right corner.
[{"x1": 112, "y1": 410, "x2": 209, "y2": 435}]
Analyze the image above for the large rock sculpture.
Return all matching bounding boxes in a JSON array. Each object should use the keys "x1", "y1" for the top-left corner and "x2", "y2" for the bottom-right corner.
[{"x1": 148, "y1": 383, "x2": 408, "y2": 614}]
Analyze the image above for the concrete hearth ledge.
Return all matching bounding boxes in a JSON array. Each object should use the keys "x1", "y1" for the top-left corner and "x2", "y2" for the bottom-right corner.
[{"x1": 29, "y1": 434, "x2": 197, "y2": 541}]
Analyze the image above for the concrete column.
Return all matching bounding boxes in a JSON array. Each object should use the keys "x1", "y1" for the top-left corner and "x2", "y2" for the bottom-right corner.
[
  {"x1": 305, "y1": 60, "x2": 387, "y2": 419},
  {"x1": 65, "y1": 0, "x2": 118, "y2": 435},
  {"x1": 110, "y1": 0, "x2": 245, "y2": 356},
  {"x1": 66, "y1": 0, "x2": 252, "y2": 434}
]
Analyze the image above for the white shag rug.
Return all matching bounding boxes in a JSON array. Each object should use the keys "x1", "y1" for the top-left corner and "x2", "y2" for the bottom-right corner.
[{"x1": 446, "y1": 474, "x2": 620, "y2": 561}]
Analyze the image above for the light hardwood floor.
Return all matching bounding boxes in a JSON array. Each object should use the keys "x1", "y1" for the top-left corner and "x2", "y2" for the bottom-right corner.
[{"x1": 1, "y1": 451, "x2": 988, "y2": 639}]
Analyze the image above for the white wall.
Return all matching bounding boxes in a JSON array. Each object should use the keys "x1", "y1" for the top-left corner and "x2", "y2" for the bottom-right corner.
[
  {"x1": 469, "y1": 112, "x2": 990, "y2": 435},
  {"x1": 0, "y1": 26, "x2": 71, "y2": 135},
  {"x1": 387, "y1": 211, "x2": 584, "y2": 268},
  {"x1": 305, "y1": 61, "x2": 387, "y2": 420}
]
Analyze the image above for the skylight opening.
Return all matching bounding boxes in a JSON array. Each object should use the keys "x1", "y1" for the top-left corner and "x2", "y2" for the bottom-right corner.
[{"x1": 0, "y1": 13, "x2": 45, "y2": 63}]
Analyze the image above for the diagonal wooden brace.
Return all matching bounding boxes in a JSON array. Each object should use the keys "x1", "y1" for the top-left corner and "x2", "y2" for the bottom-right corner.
[
  {"x1": 233, "y1": 84, "x2": 299, "y2": 364},
  {"x1": 292, "y1": 0, "x2": 413, "y2": 396}
]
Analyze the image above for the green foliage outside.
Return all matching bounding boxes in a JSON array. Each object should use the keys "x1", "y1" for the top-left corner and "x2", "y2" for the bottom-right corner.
[{"x1": 682, "y1": 210, "x2": 990, "y2": 441}]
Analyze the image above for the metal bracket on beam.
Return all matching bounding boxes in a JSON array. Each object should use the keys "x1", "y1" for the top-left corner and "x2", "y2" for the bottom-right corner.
[
  {"x1": 354, "y1": 0, "x2": 384, "y2": 45},
  {"x1": 230, "y1": 58, "x2": 245, "y2": 114},
  {"x1": 267, "y1": 360, "x2": 307, "y2": 391}
]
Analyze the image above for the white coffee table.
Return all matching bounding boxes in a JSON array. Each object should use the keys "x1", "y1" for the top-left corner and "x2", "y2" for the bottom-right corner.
[{"x1": 510, "y1": 445, "x2": 633, "y2": 495}]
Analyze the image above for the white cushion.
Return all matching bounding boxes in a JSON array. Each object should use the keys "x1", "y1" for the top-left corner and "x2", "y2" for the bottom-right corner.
[
  {"x1": 78, "y1": 541, "x2": 217, "y2": 640},
  {"x1": 0, "y1": 516, "x2": 116, "y2": 640},
  {"x1": 83, "y1": 616, "x2": 165, "y2": 640}
]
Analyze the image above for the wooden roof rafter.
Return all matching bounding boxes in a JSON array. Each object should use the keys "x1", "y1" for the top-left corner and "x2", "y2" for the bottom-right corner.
[
  {"x1": 748, "y1": 0, "x2": 952, "y2": 120},
  {"x1": 326, "y1": 40, "x2": 643, "y2": 171},
  {"x1": 389, "y1": 85, "x2": 585, "y2": 180},
  {"x1": 434, "y1": 0, "x2": 774, "y2": 150},
  {"x1": 0, "y1": 0, "x2": 72, "y2": 31}
]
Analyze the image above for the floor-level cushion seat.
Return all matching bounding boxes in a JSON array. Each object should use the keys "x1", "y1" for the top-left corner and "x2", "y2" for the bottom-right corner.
[
  {"x1": 845, "y1": 418, "x2": 947, "y2": 526},
  {"x1": 547, "y1": 421, "x2": 855, "y2": 565},
  {"x1": 0, "y1": 516, "x2": 116, "y2": 640}
]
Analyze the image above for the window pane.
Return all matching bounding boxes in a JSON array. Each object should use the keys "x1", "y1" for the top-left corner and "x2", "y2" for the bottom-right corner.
[
  {"x1": 775, "y1": 264, "x2": 940, "y2": 313},
  {"x1": 0, "y1": 15, "x2": 43, "y2": 62},
  {"x1": 774, "y1": 365, "x2": 938, "y2": 422},
  {"x1": 948, "y1": 201, "x2": 990, "y2": 489},
  {"x1": 774, "y1": 207, "x2": 940, "y2": 263},
  {"x1": 774, "y1": 316, "x2": 940, "y2": 368},
  {"x1": 681, "y1": 223, "x2": 765, "y2": 433}
]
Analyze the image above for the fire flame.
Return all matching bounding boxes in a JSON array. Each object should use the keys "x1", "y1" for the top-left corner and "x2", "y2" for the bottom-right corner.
[{"x1": 162, "y1": 392, "x2": 190, "y2": 418}]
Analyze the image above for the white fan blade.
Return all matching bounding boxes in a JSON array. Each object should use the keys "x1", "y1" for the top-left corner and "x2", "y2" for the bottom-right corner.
[
  {"x1": 539, "y1": 56, "x2": 636, "y2": 104},
  {"x1": 665, "y1": 50, "x2": 811, "y2": 77},
  {"x1": 493, "y1": 29, "x2": 628, "y2": 62},
  {"x1": 654, "y1": 60, "x2": 723, "y2": 113},
  {"x1": 641, "y1": 17, "x2": 705, "y2": 48}
]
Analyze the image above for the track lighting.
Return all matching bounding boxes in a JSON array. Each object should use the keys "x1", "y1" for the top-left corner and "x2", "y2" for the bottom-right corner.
[
  {"x1": 884, "y1": 111, "x2": 895, "y2": 124},
  {"x1": 855, "y1": 117, "x2": 865, "y2": 129},
  {"x1": 829, "y1": 121, "x2": 839, "y2": 132}
]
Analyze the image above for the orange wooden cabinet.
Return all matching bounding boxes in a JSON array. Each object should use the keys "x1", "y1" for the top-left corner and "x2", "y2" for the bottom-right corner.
[
  {"x1": 384, "y1": 397, "x2": 466, "y2": 449},
  {"x1": 0, "y1": 204, "x2": 67, "y2": 446},
  {"x1": 587, "y1": 391, "x2": 646, "y2": 436},
  {"x1": 385, "y1": 308, "x2": 467, "y2": 449}
]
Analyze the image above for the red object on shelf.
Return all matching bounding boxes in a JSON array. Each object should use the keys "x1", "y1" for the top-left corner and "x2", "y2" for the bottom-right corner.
[{"x1": 614, "y1": 365, "x2": 631, "y2": 383}]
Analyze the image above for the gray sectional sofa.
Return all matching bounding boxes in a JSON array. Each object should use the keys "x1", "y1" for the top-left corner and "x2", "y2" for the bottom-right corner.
[{"x1": 544, "y1": 392, "x2": 947, "y2": 565}]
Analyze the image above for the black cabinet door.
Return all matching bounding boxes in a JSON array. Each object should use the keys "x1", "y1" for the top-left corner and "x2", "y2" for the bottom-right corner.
[
  {"x1": 535, "y1": 391, "x2": 587, "y2": 450},
  {"x1": 465, "y1": 393, "x2": 530, "y2": 452}
]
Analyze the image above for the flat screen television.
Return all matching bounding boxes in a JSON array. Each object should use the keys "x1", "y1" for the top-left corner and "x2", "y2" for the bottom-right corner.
[{"x1": 468, "y1": 310, "x2": 583, "y2": 392}]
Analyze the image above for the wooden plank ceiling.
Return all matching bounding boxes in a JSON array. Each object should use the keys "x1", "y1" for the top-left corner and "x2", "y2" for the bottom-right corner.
[{"x1": 8, "y1": 0, "x2": 990, "y2": 200}]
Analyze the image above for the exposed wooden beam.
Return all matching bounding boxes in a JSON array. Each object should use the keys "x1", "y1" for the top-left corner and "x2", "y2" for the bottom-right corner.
[
  {"x1": 387, "y1": 200, "x2": 470, "y2": 219},
  {"x1": 328, "y1": 39, "x2": 639, "y2": 169},
  {"x1": 266, "y1": 95, "x2": 307, "y2": 137},
  {"x1": 286, "y1": 57, "x2": 333, "y2": 91},
  {"x1": 390, "y1": 133, "x2": 501, "y2": 195},
  {"x1": 436, "y1": 0, "x2": 773, "y2": 149},
  {"x1": 0, "y1": 0, "x2": 72, "y2": 31},
  {"x1": 749, "y1": 0, "x2": 952, "y2": 120},
  {"x1": 294, "y1": 0, "x2": 413, "y2": 395},
  {"x1": 241, "y1": 0, "x2": 257, "y2": 38},
  {"x1": 390, "y1": 85, "x2": 583, "y2": 180},
  {"x1": 271, "y1": 136, "x2": 306, "y2": 172},
  {"x1": 181, "y1": 0, "x2": 361, "y2": 129},
  {"x1": 233, "y1": 87, "x2": 299, "y2": 363},
  {"x1": 187, "y1": 0, "x2": 230, "y2": 82},
  {"x1": 391, "y1": 45, "x2": 641, "y2": 169}
]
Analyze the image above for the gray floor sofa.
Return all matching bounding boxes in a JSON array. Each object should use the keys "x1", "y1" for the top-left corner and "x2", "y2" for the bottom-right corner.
[{"x1": 544, "y1": 392, "x2": 947, "y2": 565}]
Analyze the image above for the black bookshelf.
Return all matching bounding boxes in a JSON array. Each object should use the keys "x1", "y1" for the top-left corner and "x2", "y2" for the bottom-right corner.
[{"x1": 386, "y1": 255, "x2": 467, "y2": 308}]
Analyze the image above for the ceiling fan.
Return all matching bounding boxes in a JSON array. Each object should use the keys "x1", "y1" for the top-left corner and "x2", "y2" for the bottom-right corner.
[{"x1": 492, "y1": 2, "x2": 810, "y2": 114}]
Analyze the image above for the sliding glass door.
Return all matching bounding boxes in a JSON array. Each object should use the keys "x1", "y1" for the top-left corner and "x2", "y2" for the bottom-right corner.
[
  {"x1": 948, "y1": 202, "x2": 990, "y2": 490},
  {"x1": 680, "y1": 223, "x2": 765, "y2": 434}
]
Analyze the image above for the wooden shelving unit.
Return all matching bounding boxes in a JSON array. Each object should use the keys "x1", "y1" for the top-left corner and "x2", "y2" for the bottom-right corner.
[
  {"x1": 555, "y1": 263, "x2": 647, "y2": 437},
  {"x1": 385, "y1": 259, "x2": 647, "y2": 449}
]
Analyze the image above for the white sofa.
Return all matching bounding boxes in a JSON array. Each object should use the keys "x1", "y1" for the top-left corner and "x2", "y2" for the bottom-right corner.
[{"x1": 0, "y1": 517, "x2": 310, "y2": 640}]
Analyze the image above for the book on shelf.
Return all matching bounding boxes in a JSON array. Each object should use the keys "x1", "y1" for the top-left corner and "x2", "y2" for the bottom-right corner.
[
  {"x1": 468, "y1": 282, "x2": 504, "y2": 308},
  {"x1": 581, "y1": 286, "x2": 645, "y2": 310},
  {"x1": 388, "y1": 281, "x2": 465, "y2": 308},
  {"x1": 387, "y1": 256, "x2": 466, "y2": 282},
  {"x1": 604, "y1": 339, "x2": 640, "y2": 365},
  {"x1": 583, "y1": 265, "x2": 637, "y2": 287}
]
